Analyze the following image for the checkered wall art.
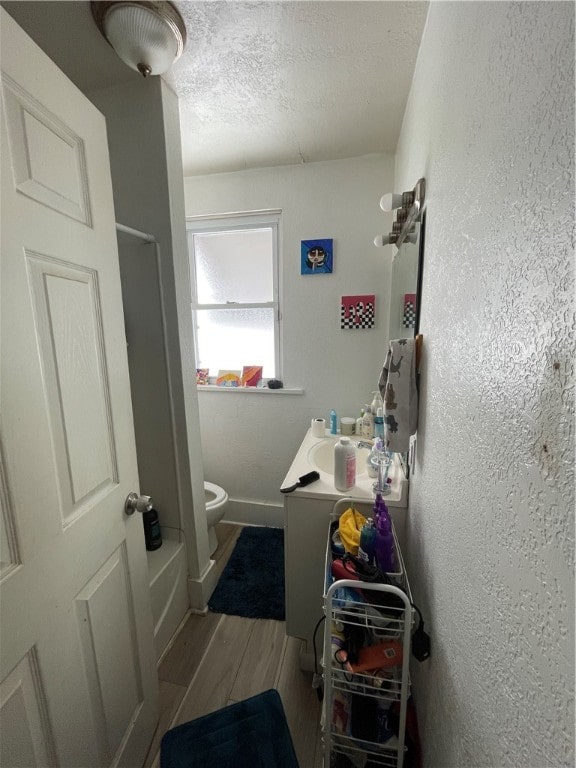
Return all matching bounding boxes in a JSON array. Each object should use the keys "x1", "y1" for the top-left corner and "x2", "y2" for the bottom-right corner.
[
  {"x1": 341, "y1": 295, "x2": 376, "y2": 330},
  {"x1": 403, "y1": 293, "x2": 417, "y2": 329}
]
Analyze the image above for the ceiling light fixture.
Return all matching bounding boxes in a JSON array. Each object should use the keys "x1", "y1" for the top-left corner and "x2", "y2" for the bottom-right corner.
[{"x1": 91, "y1": 1, "x2": 187, "y2": 78}]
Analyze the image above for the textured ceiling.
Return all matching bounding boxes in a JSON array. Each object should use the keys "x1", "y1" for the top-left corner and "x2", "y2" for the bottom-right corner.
[
  {"x1": 171, "y1": 1, "x2": 429, "y2": 175},
  {"x1": 1, "y1": 1, "x2": 428, "y2": 177}
]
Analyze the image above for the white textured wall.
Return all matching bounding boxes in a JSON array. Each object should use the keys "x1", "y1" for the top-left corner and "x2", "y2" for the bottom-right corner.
[
  {"x1": 184, "y1": 155, "x2": 394, "y2": 521},
  {"x1": 395, "y1": 3, "x2": 575, "y2": 766}
]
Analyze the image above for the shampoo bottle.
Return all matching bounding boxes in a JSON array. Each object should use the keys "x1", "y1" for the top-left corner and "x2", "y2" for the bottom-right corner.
[{"x1": 334, "y1": 437, "x2": 356, "y2": 492}]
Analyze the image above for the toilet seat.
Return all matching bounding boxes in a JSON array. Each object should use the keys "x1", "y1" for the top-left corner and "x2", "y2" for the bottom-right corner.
[{"x1": 205, "y1": 481, "x2": 227, "y2": 509}]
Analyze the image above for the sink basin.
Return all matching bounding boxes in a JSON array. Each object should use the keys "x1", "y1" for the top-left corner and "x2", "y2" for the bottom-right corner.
[{"x1": 307, "y1": 438, "x2": 371, "y2": 475}]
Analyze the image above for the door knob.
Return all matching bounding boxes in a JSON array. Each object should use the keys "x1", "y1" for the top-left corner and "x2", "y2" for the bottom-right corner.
[{"x1": 125, "y1": 493, "x2": 153, "y2": 516}]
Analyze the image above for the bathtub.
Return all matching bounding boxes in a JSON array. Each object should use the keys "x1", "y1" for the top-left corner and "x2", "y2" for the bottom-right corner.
[{"x1": 146, "y1": 531, "x2": 189, "y2": 661}]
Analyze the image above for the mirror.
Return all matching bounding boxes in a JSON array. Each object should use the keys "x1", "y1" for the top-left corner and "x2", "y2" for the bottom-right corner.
[
  {"x1": 387, "y1": 209, "x2": 426, "y2": 474},
  {"x1": 388, "y1": 217, "x2": 423, "y2": 340}
]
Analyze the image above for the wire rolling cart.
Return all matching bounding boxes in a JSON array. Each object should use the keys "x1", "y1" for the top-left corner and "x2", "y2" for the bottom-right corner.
[{"x1": 322, "y1": 498, "x2": 414, "y2": 768}]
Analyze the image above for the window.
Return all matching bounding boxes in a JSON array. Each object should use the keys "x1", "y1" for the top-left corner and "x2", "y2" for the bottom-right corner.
[{"x1": 186, "y1": 212, "x2": 281, "y2": 382}]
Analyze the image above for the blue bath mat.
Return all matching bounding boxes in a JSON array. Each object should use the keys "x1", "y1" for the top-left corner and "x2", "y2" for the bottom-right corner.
[
  {"x1": 160, "y1": 689, "x2": 299, "y2": 768},
  {"x1": 208, "y1": 526, "x2": 285, "y2": 620}
]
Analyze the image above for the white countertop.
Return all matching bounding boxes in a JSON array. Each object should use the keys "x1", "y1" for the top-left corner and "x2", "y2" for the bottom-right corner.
[{"x1": 281, "y1": 428, "x2": 409, "y2": 507}]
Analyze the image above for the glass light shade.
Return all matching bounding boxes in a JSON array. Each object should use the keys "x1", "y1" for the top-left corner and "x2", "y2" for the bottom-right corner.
[
  {"x1": 102, "y1": 4, "x2": 184, "y2": 76},
  {"x1": 374, "y1": 234, "x2": 395, "y2": 247},
  {"x1": 379, "y1": 193, "x2": 403, "y2": 212}
]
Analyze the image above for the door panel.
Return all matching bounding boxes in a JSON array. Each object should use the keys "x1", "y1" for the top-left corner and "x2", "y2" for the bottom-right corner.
[
  {"x1": 2, "y1": 72, "x2": 92, "y2": 224},
  {"x1": 0, "y1": 8, "x2": 158, "y2": 767},
  {"x1": 26, "y1": 251, "x2": 118, "y2": 518},
  {"x1": 75, "y1": 545, "x2": 142, "y2": 764},
  {"x1": 0, "y1": 648, "x2": 57, "y2": 768},
  {"x1": 0, "y1": 445, "x2": 20, "y2": 579}
]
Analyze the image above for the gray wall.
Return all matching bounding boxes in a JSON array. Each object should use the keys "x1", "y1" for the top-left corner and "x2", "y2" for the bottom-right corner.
[{"x1": 395, "y1": 3, "x2": 575, "y2": 766}]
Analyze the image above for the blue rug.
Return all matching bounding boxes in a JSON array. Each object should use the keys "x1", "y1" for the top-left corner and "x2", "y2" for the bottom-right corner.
[
  {"x1": 208, "y1": 527, "x2": 285, "y2": 620},
  {"x1": 160, "y1": 689, "x2": 299, "y2": 767}
]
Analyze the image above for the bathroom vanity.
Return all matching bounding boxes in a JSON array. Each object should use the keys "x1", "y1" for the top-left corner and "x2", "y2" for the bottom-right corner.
[{"x1": 282, "y1": 428, "x2": 409, "y2": 670}]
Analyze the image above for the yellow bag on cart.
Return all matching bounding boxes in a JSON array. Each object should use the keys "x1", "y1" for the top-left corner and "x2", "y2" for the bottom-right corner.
[{"x1": 338, "y1": 507, "x2": 367, "y2": 555}]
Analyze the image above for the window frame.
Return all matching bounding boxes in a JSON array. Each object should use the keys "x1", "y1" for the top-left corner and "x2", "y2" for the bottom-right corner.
[{"x1": 186, "y1": 210, "x2": 282, "y2": 382}]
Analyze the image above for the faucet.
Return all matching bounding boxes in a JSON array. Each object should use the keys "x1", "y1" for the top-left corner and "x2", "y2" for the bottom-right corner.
[{"x1": 356, "y1": 440, "x2": 373, "y2": 450}]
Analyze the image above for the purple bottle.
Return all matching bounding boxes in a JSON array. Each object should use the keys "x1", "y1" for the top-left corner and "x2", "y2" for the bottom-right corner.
[
  {"x1": 374, "y1": 496, "x2": 396, "y2": 573},
  {"x1": 372, "y1": 492, "x2": 386, "y2": 528}
]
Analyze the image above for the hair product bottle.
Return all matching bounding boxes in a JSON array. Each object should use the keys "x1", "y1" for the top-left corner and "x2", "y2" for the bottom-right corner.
[
  {"x1": 374, "y1": 495, "x2": 395, "y2": 573},
  {"x1": 358, "y1": 519, "x2": 376, "y2": 564}
]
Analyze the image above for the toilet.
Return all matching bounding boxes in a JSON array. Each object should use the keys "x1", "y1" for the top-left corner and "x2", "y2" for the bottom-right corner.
[{"x1": 204, "y1": 481, "x2": 229, "y2": 555}]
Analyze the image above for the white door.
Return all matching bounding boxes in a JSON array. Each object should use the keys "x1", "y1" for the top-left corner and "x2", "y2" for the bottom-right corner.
[{"x1": 0, "y1": 9, "x2": 158, "y2": 767}]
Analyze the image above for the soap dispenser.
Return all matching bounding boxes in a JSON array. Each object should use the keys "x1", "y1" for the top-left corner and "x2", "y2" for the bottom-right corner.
[{"x1": 361, "y1": 405, "x2": 374, "y2": 439}]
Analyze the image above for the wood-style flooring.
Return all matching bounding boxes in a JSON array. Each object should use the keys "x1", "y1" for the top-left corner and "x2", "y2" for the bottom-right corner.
[{"x1": 144, "y1": 523, "x2": 324, "y2": 768}]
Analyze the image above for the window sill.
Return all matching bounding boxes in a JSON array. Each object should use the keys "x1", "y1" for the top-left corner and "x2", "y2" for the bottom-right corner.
[{"x1": 196, "y1": 385, "x2": 304, "y2": 395}]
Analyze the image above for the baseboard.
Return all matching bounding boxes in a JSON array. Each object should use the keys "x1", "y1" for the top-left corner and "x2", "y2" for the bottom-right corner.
[
  {"x1": 224, "y1": 498, "x2": 284, "y2": 528},
  {"x1": 298, "y1": 640, "x2": 316, "y2": 673},
  {"x1": 187, "y1": 556, "x2": 218, "y2": 610}
]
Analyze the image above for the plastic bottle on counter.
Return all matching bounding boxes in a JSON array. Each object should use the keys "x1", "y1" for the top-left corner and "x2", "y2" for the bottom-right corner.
[
  {"x1": 334, "y1": 437, "x2": 356, "y2": 492},
  {"x1": 355, "y1": 408, "x2": 365, "y2": 435},
  {"x1": 371, "y1": 390, "x2": 383, "y2": 416},
  {"x1": 330, "y1": 409, "x2": 338, "y2": 434},
  {"x1": 374, "y1": 495, "x2": 396, "y2": 573},
  {"x1": 374, "y1": 406, "x2": 385, "y2": 440},
  {"x1": 361, "y1": 405, "x2": 374, "y2": 439}
]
